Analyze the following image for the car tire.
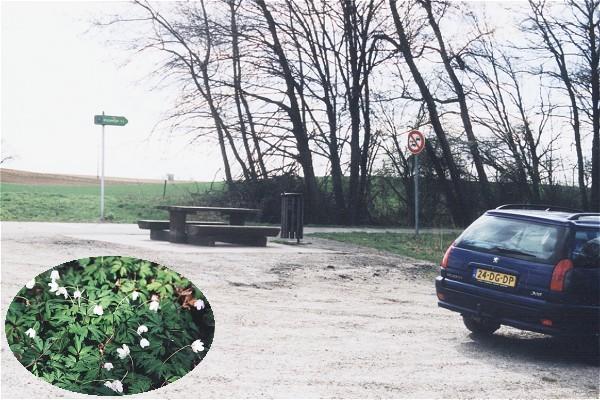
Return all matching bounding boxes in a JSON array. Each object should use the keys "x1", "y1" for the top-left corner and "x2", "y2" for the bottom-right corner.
[{"x1": 462, "y1": 315, "x2": 500, "y2": 335}]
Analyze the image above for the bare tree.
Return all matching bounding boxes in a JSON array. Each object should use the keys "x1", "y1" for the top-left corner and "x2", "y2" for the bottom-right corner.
[
  {"x1": 252, "y1": 0, "x2": 320, "y2": 211},
  {"x1": 227, "y1": 0, "x2": 267, "y2": 180},
  {"x1": 386, "y1": 0, "x2": 470, "y2": 225},
  {"x1": 417, "y1": 0, "x2": 494, "y2": 208},
  {"x1": 525, "y1": 0, "x2": 598, "y2": 209}
]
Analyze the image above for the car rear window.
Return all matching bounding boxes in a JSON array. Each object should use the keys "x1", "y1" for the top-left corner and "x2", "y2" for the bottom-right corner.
[{"x1": 455, "y1": 215, "x2": 566, "y2": 263}]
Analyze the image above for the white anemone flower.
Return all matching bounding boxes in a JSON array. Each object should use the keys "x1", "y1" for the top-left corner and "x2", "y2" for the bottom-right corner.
[
  {"x1": 25, "y1": 328, "x2": 36, "y2": 338},
  {"x1": 136, "y1": 325, "x2": 148, "y2": 335},
  {"x1": 104, "y1": 380, "x2": 123, "y2": 393},
  {"x1": 116, "y1": 344, "x2": 130, "y2": 359},
  {"x1": 191, "y1": 339, "x2": 204, "y2": 353},
  {"x1": 131, "y1": 290, "x2": 140, "y2": 301},
  {"x1": 194, "y1": 299, "x2": 205, "y2": 311},
  {"x1": 102, "y1": 362, "x2": 113, "y2": 371},
  {"x1": 56, "y1": 287, "x2": 68, "y2": 299},
  {"x1": 149, "y1": 300, "x2": 160, "y2": 312},
  {"x1": 48, "y1": 281, "x2": 59, "y2": 293},
  {"x1": 73, "y1": 289, "x2": 82, "y2": 299},
  {"x1": 93, "y1": 305, "x2": 104, "y2": 316},
  {"x1": 140, "y1": 338, "x2": 150, "y2": 349},
  {"x1": 25, "y1": 279, "x2": 36, "y2": 289},
  {"x1": 151, "y1": 294, "x2": 159, "y2": 302},
  {"x1": 50, "y1": 270, "x2": 60, "y2": 281}
]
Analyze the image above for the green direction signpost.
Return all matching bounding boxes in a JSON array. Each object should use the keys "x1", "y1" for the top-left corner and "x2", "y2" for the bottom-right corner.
[
  {"x1": 94, "y1": 114, "x2": 128, "y2": 126},
  {"x1": 94, "y1": 111, "x2": 128, "y2": 221}
]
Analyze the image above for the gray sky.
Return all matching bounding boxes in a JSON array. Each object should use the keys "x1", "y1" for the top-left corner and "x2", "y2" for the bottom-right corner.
[{"x1": 2, "y1": 1, "x2": 224, "y2": 181}]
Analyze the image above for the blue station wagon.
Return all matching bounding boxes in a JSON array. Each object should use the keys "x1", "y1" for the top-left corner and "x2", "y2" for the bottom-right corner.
[{"x1": 435, "y1": 205, "x2": 600, "y2": 337}]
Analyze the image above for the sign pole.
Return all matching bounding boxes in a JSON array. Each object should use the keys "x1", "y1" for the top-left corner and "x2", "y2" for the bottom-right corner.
[
  {"x1": 100, "y1": 111, "x2": 105, "y2": 222},
  {"x1": 407, "y1": 130, "x2": 425, "y2": 236},
  {"x1": 414, "y1": 154, "x2": 419, "y2": 236},
  {"x1": 93, "y1": 112, "x2": 128, "y2": 222}
]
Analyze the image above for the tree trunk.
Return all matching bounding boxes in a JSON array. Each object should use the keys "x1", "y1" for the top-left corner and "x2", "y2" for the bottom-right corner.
[
  {"x1": 359, "y1": 75, "x2": 372, "y2": 223},
  {"x1": 342, "y1": 0, "x2": 362, "y2": 224},
  {"x1": 585, "y1": 0, "x2": 600, "y2": 211},
  {"x1": 229, "y1": 0, "x2": 257, "y2": 181}
]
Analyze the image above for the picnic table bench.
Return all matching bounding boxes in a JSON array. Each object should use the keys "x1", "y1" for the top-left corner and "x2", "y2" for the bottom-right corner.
[{"x1": 137, "y1": 205, "x2": 280, "y2": 246}]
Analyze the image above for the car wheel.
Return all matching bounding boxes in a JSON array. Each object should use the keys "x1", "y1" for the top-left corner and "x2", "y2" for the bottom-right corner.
[{"x1": 462, "y1": 315, "x2": 500, "y2": 335}]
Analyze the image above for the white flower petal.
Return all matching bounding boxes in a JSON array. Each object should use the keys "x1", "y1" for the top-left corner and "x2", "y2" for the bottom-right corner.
[
  {"x1": 149, "y1": 300, "x2": 160, "y2": 312},
  {"x1": 25, "y1": 279, "x2": 35, "y2": 289},
  {"x1": 116, "y1": 344, "x2": 130, "y2": 359},
  {"x1": 93, "y1": 305, "x2": 104, "y2": 316},
  {"x1": 191, "y1": 339, "x2": 204, "y2": 353},
  {"x1": 194, "y1": 299, "x2": 205, "y2": 310},
  {"x1": 73, "y1": 290, "x2": 82, "y2": 299},
  {"x1": 103, "y1": 362, "x2": 113, "y2": 371},
  {"x1": 57, "y1": 287, "x2": 68, "y2": 298},
  {"x1": 111, "y1": 380, "x2": 123, "y2": 393},
  {"x1": 131, "y1": 290, "x2": 140, "y2": 301},
  {"x1": 137, "y1": 325, "x2": 148, "y2": 335},
  {"x1": 25, "y1": 328, "x2": 36, "y2": 338},
  {"x1": 140, "y1": 338, "x2": 150, "y2": 348},
  {"x1": 48, "y1": 281, "x2": 59, "y2": 293},
  {"x1": 50, "y1": 270, "x2": 60, "y2": 281}
]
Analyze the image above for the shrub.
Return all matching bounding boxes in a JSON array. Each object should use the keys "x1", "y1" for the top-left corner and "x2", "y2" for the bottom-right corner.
[{"x1": 5, "y1": 256, "x2": 215, "y2": 396}]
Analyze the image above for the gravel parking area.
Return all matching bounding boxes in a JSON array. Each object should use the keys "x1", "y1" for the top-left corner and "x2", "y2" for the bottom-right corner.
[{"x1": 1, "y1": 222, "x2": 598, "y2": 398}]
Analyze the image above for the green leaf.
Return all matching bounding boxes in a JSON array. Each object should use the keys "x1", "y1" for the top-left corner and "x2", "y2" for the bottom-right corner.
[
  {"x1": 146, "y1": 281, "x2": 162, "y2": 292},
  {"x1": 78, "y1": 258, "x2": 91, "y2": 266},
  {"x1": 125, "y1": 373, "x2": 152, "y2": 394},
  {"x1": 33, "y1": 337, "x2": 44, "y2": 353},
  {"x1": 139, "y1": 262, "x2": 152, "y2": 278}
]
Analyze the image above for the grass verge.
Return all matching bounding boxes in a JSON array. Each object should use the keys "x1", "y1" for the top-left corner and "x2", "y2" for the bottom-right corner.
[
  {"x1": 0, "y1": 182, "x2": 216, "y2": 223},
  {"x1": 309, "y1": 231, "x2": 457, "y2": 264}
]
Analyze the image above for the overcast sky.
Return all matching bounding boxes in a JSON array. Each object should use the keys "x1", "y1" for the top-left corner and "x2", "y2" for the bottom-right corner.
[{"x1": 2, "y1": 1, "x2": 224, "y2": 181}]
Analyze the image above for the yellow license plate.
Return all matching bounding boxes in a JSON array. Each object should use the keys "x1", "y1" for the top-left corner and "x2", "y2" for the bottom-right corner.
[{"x1": 475, "y1": 268, "x2": 517, "y2": 288}]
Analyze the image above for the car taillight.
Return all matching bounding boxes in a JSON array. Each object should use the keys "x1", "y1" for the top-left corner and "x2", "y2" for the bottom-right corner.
[
  {"x1": 441, "y1": 243, "x2": 455, "y2": 269},
  {"x1": 550, "y1": 259, "x2": 574, "y2": 292}
]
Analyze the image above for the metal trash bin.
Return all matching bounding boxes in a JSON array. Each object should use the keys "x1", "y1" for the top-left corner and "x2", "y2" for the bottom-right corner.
[{"x1": 280, "y1": 192, "x2": 304, "y2": 242}]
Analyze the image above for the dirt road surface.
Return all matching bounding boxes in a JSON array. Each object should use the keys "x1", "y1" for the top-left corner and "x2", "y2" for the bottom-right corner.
[{"x1": 1, "y1": 222, "x2": 598, "y2": 398}]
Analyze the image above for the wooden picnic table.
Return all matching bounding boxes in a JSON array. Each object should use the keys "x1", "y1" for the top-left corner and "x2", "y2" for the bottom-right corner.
[{"x1": 156, "y1": 205, "x2": 261, "y2": 243}]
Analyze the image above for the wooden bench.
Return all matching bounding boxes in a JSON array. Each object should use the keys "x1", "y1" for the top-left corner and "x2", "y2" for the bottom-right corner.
[
  {"x1": 138, "y1": 220, "x2": 227, "y2": 242},
  {"x1": 139, "y1": 206, "x2": 280, "y2": 246},
  {"x1": 155, "y1": 206, "x2": 261, "y2": 243},
  {"x1": 187, "y1": 225, "x2": 280, "y2": 247},
  {"x1": 137, "y1": 220, "x2": 226, "y2": 230}
]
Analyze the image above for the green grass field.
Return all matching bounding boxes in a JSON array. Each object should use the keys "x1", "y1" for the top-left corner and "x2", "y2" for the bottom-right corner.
[
  {"x1": 0, "y1": 181, "x2": 218, "y2": 222},
  {"x1": 309, "y1": 231, "x2": 456, "y2": 264}
]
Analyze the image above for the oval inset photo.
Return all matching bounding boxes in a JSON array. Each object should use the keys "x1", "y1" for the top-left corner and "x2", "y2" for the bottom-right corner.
[{"x1": 5, "y1": 256, "x2": 215, "y2": 396}]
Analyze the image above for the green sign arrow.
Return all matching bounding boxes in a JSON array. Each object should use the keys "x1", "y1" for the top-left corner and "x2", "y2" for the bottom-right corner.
[{"x1": 94, "y1": 115, "x2": 128, "y2": 126}]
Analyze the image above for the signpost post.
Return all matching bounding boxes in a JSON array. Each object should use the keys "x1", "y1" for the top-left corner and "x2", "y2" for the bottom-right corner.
[
  {"x1": 407, "y1": 130, "x2": 425, "y2": 235},
  {"x1": 94, "y1": 112, "x2": 128, "y2": 221}
]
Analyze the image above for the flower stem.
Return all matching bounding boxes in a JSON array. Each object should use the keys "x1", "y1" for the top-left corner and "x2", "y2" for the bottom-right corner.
[{"x1": 162, "y1": 345, "x2": 190, "y2": 365}]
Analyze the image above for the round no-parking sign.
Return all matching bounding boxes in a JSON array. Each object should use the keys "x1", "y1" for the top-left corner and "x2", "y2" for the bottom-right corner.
[{"x1": 407, "y1": 130, "x2": 425, "y2": 155}]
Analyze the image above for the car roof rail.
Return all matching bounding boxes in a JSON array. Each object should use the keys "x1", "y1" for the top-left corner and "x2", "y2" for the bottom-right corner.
[
  {"x1": 567, "y1": 213, "x2": 600, "y2": 221},
  {"x1": 495, "y1": 204, "x2": 583, "y2": 213}
]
